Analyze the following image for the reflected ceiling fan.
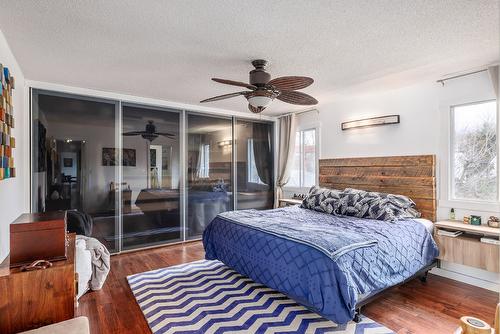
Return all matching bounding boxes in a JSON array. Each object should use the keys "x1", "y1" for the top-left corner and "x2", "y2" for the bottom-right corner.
[
  {"x1": 122, "y1": 120, "x2": 175, "y2": 142},
  {"x1": 200, "y1": 59, "x2": 318, "y2": 113}
]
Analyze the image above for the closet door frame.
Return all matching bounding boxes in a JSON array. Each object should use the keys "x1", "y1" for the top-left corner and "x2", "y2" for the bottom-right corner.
[
  {"x1": 120, "y1": 102, "x2": 183, "y2": 251},
  {"x1": 29, "y1": 89, "x2": 122, "y2": 252}
]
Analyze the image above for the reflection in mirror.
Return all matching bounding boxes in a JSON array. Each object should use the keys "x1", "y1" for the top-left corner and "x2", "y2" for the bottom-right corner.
[
  {"x1": 187, "y1": 113, "x2": 233, "y2": 238},
  {"x1": 31, "y1": 90, "x2": 119, "y2": 252},
  {"x1": 31, "y1": 90, "x2": 275, "y2": 251},
  {"x1": 121, "y1": 104, "x2": 181, "y2": 250},
  {"x1": 235, "y1": 119, "x2": 274, "y2": 210}
]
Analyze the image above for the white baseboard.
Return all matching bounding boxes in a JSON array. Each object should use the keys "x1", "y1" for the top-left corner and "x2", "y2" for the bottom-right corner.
[{"x1": 430, "y1": 267, "x2": 500, "y2": 292}]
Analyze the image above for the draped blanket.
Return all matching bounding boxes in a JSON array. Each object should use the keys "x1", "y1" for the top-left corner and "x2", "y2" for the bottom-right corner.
[
  {"x1": 77, "y1": 235, "x2": 110, "y2": 290},
  {"x1": 217, "y1": 206, "x2": 378, "y2": 260}
]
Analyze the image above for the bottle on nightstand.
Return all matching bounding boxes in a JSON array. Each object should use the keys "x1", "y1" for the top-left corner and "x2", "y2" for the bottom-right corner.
[{"x1": 450, "y1": 208, "x2": 456, "y2": 220}]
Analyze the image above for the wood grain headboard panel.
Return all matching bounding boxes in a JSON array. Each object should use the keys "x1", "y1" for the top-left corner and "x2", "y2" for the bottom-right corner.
[{"x1": 319, "y1": 155, "x2": 436, "y2": 221}]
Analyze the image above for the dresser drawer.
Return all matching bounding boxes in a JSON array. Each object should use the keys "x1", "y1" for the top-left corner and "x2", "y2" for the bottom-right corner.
[
  {"x1": 0, "y1": 234, "x2": 76, "y2": 334},
  {"x1": 435, "y1": 234, "x2": 499, "y2": 272}
]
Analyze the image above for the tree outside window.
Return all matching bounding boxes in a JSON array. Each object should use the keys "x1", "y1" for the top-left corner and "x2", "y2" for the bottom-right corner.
[{"x1": 451, "y1": 100, "x2": 497, "y2": 202}]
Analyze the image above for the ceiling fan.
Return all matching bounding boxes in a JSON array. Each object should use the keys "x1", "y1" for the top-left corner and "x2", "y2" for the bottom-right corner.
[
  {"x1": 200, "y1": 59, "x2": 318, "y2": 113},
  {"x1": 122, "y1": 120, "x2": 175, "y2": 142}
]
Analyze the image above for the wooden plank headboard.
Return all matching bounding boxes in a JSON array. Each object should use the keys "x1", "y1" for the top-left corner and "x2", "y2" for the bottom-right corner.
[{"x1": 319, "y1": 155, "x2": 436, "y2": 221}]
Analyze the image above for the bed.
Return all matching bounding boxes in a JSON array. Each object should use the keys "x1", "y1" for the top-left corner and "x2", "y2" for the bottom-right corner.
[{"x1": 203, "y1": 155, "x2": 439, "y2": 324}]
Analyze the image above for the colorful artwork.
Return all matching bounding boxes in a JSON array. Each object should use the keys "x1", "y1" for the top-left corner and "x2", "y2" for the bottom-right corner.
[{"x1": 0, "y1": 63, "x2": 15, "y2": 180}]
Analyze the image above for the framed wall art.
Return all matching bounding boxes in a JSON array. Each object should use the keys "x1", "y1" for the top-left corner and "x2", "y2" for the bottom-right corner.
[
  {"x1": 0, "y1": 63, "x2": 15, "y2": 180},
  {"x1": 102, "y1": 148, "x2": 136, "y2": 167}
]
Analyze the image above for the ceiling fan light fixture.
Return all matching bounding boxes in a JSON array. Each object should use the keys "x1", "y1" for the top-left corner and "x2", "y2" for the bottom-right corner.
[
  {"x1": 200, "y1": 60, "x2": 317, "y2": 114},
  {"x1": 247, "y1": 95, "x2": 273, "y2": 108},
  {"x1": 141, "y1": 133, "x2": 158, "y2": 142}
]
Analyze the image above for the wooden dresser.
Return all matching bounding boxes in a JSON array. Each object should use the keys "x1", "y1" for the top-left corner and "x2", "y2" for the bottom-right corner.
[{"x1": 0, "y1": 233, "x2": 76, "y2": 333}]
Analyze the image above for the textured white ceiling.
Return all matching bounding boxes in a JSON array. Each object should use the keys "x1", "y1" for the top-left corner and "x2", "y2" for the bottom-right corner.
[{"x1": 0, "y1": 0, "x2": 498, "y2": 115}]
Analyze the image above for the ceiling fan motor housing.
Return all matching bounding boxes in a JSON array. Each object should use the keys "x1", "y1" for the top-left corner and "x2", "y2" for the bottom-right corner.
[
  {"x1": 249, "y1": 59, "x2": 271, "y2": 86},
  {"x1": 146, "y1": 120, "x2": 156, "y2": 133}
]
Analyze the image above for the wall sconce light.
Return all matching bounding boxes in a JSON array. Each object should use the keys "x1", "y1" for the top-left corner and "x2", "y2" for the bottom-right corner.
[
  {"x1": 341, "y1": 115, "x2": 400, "y2": 130},
  {"x1": 217, "y1": 140, "x2": 232, "y2": 147}
]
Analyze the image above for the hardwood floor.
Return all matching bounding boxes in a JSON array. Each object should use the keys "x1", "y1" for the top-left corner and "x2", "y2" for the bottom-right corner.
[{"x1": 78, "y1": 241, "x2": 498, "y2": 334}]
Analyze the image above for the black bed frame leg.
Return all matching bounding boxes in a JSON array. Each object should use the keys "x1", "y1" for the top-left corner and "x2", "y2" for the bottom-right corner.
[
  {"x1": 419, "y1": 270, "x2": 428, "y2": 283},
  {"x1": 353, "y1": 308, "x2": 362, "y2": 323}
]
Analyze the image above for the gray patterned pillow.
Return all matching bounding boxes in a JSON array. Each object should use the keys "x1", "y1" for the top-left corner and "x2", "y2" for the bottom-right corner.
[
  {"x1": 300, "y1": 186, "x2": 342, "y2": 214},
  {"x1": 337, "y1": 188, "x2": 421, "y2": 221}
]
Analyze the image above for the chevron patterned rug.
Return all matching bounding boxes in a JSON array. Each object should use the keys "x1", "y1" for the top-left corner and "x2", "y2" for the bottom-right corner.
[{"x1": 127, "y1": 260, "x2": 394, "y2": 334}]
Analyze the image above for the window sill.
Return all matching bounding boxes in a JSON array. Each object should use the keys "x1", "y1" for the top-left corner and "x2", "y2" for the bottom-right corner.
[
  {"x1": 283, "y1": 186, "x2": 312, "y2": 194},
  {"x1": 439, "y1": 199, "x2": 500, "y2": 213}
]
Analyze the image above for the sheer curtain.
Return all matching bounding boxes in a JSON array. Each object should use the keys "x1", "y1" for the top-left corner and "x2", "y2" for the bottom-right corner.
[
  {"x1": 275, "y1": 114, "x2": 297, "y2": 207},
  {"x1": 488, "y1": 65, "x2": 499, "y2": 99},
  {"x1": 489, "y1": 65, "x2": 499, "y2": 135}
]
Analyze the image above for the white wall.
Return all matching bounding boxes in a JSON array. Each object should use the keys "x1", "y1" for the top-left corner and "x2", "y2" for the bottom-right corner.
[
  {"x1": 0, "y1": 30, "x2": 28, "y2": 262},
  {"x1": 319, "y1": 83, "x2": 440, "y2": 159},
  {"x1": 315, "y1": 72, "x2": 498, "y2": 221},
  {"x1": 304, "y1": 72, "x2": 500, "y2": 290}
]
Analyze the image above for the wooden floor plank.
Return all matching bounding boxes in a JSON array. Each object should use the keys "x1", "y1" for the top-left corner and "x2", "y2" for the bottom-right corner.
[{"x1": 77, "y1": 241, "x2": 498, "y2": 334}]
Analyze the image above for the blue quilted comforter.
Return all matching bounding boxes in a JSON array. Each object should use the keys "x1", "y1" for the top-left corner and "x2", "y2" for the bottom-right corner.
[{"x1": 203, "y1": 206, "x2": 438, "y2": 324}]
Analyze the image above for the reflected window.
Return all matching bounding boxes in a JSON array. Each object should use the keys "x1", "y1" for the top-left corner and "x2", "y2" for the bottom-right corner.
[
  {"x1": 236, "y1": 120, "x2": 274, "y2": 210},
  {"x1": 247, "y1": 139, "x2": 264, "y2": 184},
  {"x1": 198, "y1": 144, "x2": 210, "y2": 178},
  {"x1": 187, "y1": 113, "x2": 233, "y2": 238}
]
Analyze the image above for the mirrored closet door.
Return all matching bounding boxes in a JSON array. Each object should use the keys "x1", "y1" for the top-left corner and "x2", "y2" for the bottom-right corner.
[
  {"x1": 31, "y1": 90, "x2": 120, "y2": 252},
  {"x1": 235, "y1": 119, "x2": 274, "y2": 210},
  {"x1": 186, "y1": 113, "x2": 233, "y2": 239},
  {"x1": 121, "y1": 104, "x2": 181, "y2": 250},
  {"x1": 31, "y1": 89, "x2": 275, "y2": 253}
]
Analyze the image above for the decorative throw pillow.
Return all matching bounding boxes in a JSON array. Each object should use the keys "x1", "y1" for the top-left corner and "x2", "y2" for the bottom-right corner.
[
  {"x1": 337, "y1": 188, "x2": 420, "y2": 221},
  {"x1": 300, "y1": 186, "x2": 342, "y2": 214}
]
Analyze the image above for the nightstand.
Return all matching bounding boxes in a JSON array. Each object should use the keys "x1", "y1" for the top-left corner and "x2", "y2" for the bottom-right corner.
[
  {"x1": 278, "y1": 198, "x2": 302, "y2": 207},
  {"x1": 434, "y1": 220, "x2": 500, "y2": 273}
]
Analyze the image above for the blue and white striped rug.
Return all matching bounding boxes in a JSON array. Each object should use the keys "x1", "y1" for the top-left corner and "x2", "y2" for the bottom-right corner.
[{"x1": 127, "y1": 260, "x2": 393, "y2": 334}]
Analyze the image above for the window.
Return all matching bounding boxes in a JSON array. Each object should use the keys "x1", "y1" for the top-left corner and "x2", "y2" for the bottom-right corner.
[
  {"x1": 247, "y1": 139, "x2": 264, "y2": 184},
  {"x1": 198, "y1": 144, "x2": 210, "y2": 178},
  {"x1": 451, "y1": 100, "x2": 497, "y2": 202},
  {"x1": 288, "y1": 128, "x2": 317, "y2": 188}
]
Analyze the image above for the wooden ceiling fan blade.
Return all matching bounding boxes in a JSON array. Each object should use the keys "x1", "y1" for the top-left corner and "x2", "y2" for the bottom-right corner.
[
  {"x1": 277, "y1": 91, "x2": 318, "y2": 105},
  {"x1": 156, "y1": 132, "x2": 176, "y2": 138},
  {"x1": 122, "y1": 131, "x2": 144, "y2": 136},
  {"x1": 212, "y1": 78, "x2": 257, "y2": 90},
  {"x1": 268, "y1": 76, "x2": 314, "y2": 91},
  {"x1": 200, "y1": 91, "x2": 248, "y2": 103}
]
